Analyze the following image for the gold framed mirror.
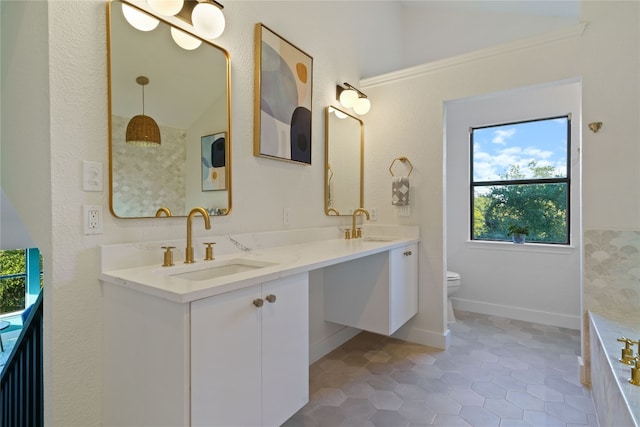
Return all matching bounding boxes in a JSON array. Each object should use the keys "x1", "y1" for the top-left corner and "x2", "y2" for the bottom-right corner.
[
  {"x1": 325, "y1": 106, "x2": 363, "y2": 216},
  {"x1": 107, "y1": 0, "x2": 231, "y2": 218}
]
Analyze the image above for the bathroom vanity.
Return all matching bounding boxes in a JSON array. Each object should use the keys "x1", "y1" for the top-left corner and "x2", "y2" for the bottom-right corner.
[{"x1": 100, "y1": 225, "x2": 419, "y2": 426}]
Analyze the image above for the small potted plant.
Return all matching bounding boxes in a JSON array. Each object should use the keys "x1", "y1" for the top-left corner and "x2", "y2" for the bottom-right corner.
[{"x1": 507, "y1": 224, "x2": 529, "y2": 244}]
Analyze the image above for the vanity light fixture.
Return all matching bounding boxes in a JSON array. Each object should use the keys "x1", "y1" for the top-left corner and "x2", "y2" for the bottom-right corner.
[
  {"x1": 122, "y1": 2, "x2": 159, "y2": 31},
  {"x1": 126, "y1": 76, "x2": 161, "y2": 147},
  {"x1": 328, "y1": 106, "x2": 348, "y2": 119},
  {"x1": 170, "y1": 26, "x2": 202, "y2": 50},
  {"x1": 336, "y1": 82, "x2": 371, "y2": 115},
  {"x1": 148, "y1": 0, "x2": 184, "y2": 16},
  {"x1": 123, "y1": 0, "x2": 226, "y2": 48},
  {"x1": 174, "y1": 0, "x2": 225, "y2": 40}
]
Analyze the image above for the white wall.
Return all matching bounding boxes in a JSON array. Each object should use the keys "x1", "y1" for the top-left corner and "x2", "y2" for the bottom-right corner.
[
  {"x1": 2, "y1": 1, "x2": 404, "y2": 424},
  {"x1": 445, "y1": 81, "x2": 581, "y2": 329},
  {"x1": 362, "y1": 0, "x2": 639, "y2": 351},
  {"x1": 2, "y1": 0, "x2": 638, "y2": 423},
  {"x1": 399, "y1": 2, "x2": 579, "y2": 70}
]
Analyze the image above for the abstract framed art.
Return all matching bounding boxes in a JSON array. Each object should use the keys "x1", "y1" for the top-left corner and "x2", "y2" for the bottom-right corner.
[
  {"x1": 201, "y1": 132, "x2": 227, "y2": 191},
  {"x1": 254, "y1": 23, "x2": 313, "y2": 165}
]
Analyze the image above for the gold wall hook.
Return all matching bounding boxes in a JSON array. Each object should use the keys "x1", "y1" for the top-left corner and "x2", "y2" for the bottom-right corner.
[{"x1": 588, "y1": 122, "x2": 603, "y2": 133}]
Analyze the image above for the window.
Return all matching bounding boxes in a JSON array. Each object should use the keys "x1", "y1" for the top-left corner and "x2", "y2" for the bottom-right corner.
[
  {"x1": 0, "y1": 248, "x2": 42, "y2": 316},
  {"x1": 470, "y1": 116, "x2": 571, "y2": 244}
]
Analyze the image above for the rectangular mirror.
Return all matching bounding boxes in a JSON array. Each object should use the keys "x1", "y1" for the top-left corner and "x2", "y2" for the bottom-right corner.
[
  {"x1": 325, "y1": 106, "x2": 363, "y2": 215},
  {"x1": 108, "y1": 0, "x2": 231, "y2": 218}
]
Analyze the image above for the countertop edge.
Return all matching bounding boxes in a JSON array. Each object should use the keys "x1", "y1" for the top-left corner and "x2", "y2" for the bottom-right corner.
[{"x1": 100, "y1": 237, "x2": 419, "y2": 303}]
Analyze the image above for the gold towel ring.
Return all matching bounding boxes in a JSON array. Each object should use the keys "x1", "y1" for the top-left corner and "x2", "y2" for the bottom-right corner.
[{"x1": 389, "y1": 156, "x2": 413, "y2": 177}]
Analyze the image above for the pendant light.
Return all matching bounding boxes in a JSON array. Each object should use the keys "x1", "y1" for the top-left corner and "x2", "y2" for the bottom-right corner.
[{"x1": 126, "y1": 76, "x2": 161, "y2": 147}]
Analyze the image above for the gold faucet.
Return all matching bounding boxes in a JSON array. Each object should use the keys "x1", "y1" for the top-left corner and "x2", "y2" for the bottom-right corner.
[
  {"x1": 155, "y1": 207, "x2": 172, "y2": 217},
  {"x1": 630, "y1": 357, "x2": 640, "y2": 386},
  {"x1": 617, "y1": 337, "x2": 638, "y2": 365},
  {"x1": 185, "y1": 207, "x2": 211, "y2": 263},
  {"x1": 351, "y1": 208, "x2": 370, "y2": 238}
]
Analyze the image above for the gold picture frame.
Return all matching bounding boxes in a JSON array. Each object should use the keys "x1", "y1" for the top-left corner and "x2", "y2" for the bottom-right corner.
[{"x1": 254, "y1": 23, "x2": 313, "y2": 165}]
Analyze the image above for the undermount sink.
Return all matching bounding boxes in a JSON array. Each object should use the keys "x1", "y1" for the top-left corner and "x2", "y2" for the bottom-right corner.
[
  {"x1": 362, "y1": 236, "x2": 396, "y2": 242},
  {"x1": 168, "y1": 259, "x2": 277, "y2": 281}
]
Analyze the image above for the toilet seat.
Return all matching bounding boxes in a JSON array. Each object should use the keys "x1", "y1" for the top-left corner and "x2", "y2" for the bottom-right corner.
[{"x1": 447, "y1": 271, "x2": 460, "y2": 281}]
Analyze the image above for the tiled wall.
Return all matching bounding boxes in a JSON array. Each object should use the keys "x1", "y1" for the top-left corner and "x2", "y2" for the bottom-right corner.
[
  {"x1": 111, "y1": 115, "x2": 186, "y2": 217},
  {"x1": 582, "y1": 229, "x2": 640, "y2": 384}
]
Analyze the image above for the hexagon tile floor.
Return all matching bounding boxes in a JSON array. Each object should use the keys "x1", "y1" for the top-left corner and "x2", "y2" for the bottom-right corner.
[{"x1": 283, "y1": 311, "x2": 598, "y2": 427}]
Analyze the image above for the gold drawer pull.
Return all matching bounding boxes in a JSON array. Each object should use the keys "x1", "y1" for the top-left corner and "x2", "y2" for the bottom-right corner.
[{"x1": 403, "y1": 251, "x2": 412, "y2": 256}]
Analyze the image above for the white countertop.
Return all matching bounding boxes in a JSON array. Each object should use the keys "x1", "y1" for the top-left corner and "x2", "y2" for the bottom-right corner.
[{"x1": 100, "y1": 226, "x2": 419, "y2": 303}]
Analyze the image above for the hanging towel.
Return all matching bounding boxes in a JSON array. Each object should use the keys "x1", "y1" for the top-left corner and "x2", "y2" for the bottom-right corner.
[{"x1": 392, "y1": 176, "x2": 410, "y2": 206}]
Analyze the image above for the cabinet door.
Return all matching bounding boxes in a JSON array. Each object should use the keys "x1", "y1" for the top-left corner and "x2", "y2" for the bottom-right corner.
[
  {"x1": 389, "y1": 243, "x2": 418, "y2": 333},
  {"x1": 323, "y1": 252, "x2": 391, "y2": 335},
  {"x1": 261, "y1": 273, "x2": 309, "y2": 427},
  {"x1": 191, "y1": 285, "x2": 262, "y2": 427}
]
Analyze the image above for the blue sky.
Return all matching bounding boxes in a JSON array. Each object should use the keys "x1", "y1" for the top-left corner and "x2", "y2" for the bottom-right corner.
[{"x1": 472, "y1": 117, "x2": 568, "y2": 182}]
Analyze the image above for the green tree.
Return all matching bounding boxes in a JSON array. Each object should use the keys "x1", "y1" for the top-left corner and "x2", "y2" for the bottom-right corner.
[
  {"x1": 474, "y1": 161, "x2": 567, "y2": 243},
  {"x1": 0, "y1": 249, "x2": 27, "y2": 314}
]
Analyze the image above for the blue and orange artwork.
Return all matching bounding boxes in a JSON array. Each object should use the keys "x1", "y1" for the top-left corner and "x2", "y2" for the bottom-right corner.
[{"x1": 258, "y1": 25, "x2": 312, "y2": 164}]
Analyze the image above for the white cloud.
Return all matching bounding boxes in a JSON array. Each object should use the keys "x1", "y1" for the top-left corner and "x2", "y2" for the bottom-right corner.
[
  {"x1": 492, "y1": 128, "x2": 516, "y2": 145},
  {"x1": 523, "y1": 147, "x2": 553, "y2": 159}
]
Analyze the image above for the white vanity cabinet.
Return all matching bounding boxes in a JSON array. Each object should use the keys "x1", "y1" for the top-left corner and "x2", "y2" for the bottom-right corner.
[
  {"x1": 191, "y1": 273, "x2": 309, "y2": 427},
  {"x1": 102, "y1": 273, "x2": 308, "y2": 427},
  {"x1": 324, "y1": 243, "x2": 418, "y2": 335}
]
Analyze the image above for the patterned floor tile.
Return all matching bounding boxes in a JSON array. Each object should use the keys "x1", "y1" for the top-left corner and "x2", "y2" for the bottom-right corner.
[{"x1": 283, "y1": 311, "x2": 597, "y2": 427}]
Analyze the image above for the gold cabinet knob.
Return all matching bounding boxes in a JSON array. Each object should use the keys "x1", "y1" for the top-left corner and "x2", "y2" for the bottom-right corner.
[
  {"x1": 161, "y1": 246, "x2": 175, "y2": 267},
  {"x1": 253, "y1": 298, "x2": 264, "y2": 308},
  {"x1": 403, "y1": 251, "x2": 412, "y2": 256},
  {"x1": 265, "y1": 294, "x2": 276, "y2": 303},
  {"x1": 204, "y1": 242, "x2": 216, "y2": 261}
]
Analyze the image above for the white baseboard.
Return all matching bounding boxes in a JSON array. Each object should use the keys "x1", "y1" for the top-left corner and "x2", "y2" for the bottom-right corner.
[
  {"x1": 392, "y1": 325, "x2": 450, "y2": 350},
  {"x1": 452, "y1": 298, "x2": 581, "y2": 330},
  {"x1": 309, "y1": 326, "x2": 361, "y2": 364}
]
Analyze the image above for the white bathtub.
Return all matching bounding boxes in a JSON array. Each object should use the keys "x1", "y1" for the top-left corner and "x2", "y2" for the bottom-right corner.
[{"x1": 589, "y1": 312, "x2": 640, "y2": 426}]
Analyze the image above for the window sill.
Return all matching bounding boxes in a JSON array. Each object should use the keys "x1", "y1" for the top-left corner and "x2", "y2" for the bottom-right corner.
[{"x1": 465, "y1": 240, "x2": 575, "y2": 254}]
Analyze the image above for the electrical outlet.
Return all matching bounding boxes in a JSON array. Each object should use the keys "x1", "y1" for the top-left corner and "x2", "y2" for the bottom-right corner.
[
  {"x1": 370, "y1": 208, "x2": 377, "y2": 221},
  {"x1": 283, "y1": 207, "x2": 291, "y2": 226},
  {"x1": 83, "y1": 205, "x2": 104, "y2": 235},
  {"x1": 82, "y1": 160, "x2": 103, "y2": 192}
]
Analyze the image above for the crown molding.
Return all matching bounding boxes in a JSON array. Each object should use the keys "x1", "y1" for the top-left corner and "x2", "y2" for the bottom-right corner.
[{"x1": 361, "y1": 23, "x2": 588, "y2": 89}]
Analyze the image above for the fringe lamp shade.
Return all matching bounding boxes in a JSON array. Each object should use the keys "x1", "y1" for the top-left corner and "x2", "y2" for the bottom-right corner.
[{"x1": 126, "y1": 76, "x2": 161, "y2": 146}]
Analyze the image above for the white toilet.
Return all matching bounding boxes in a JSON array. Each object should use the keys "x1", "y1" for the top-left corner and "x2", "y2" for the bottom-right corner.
[{"x1": 447, "y1": 271, "x2": 461, "y2": 323}]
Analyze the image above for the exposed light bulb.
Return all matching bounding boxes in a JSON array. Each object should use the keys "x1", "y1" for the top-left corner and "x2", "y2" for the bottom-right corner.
[
  {"x1": 353, "y1": 97, "x2": 371, "y2": 115},
  {"x1": 339, "y1": 89, "x2": 358, "y2": 109},
  {"x1": 171, "y1": 27, "x2": 202, "y2": 50},
  {"x1": 192, "y1": 2, "x2": 226, "y2": 39},
  {"x1": 122, "y1": 3, "x2": 159, "y2": 32},
  {"x1": 148, "y1": 0, "x2": 184, "y2": 16},
  {"x1": 330, "y1": 108, "x2": 348, "y2": 119}
]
